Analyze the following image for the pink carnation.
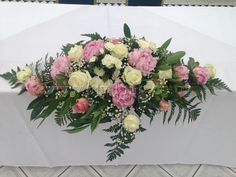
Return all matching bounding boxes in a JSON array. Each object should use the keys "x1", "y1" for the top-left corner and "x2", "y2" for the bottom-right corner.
[
  {"x1": 128, "y1": 48, "x2": 157, "y2": 76},
  {"x1": 25, "y1": 76, "x2": 44, "y2": 96},
  {"x1": 159, "y1": 99, "x2": 169, "y2": 112},
  {"x1": 111, "y1": 38, "x2": 122, "y2": 44},
  {"x1": 83, "y1": 39, "x2": 104, "y2": 61},
  {"x1": 174, "y1": 66, "x2": 190, "y2": 81},
  {"x1": 108, "y1": 80, "x2": 135, "y2": 108},
  {"x1": 193, "y1": 66, "x2": 209, "y2": 85},
  {"x1": 50, "y1": 56, "x2": 70, "y2": 80}
]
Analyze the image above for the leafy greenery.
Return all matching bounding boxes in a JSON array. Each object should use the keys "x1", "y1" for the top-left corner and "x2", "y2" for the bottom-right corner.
[
  {"x1": 81, "y1": 32, "x2": 102, "y2": 40},
  {"x1": 0, "y1": 67, "x2": 22, "y2": 88},
  {"x1": 124, "y1": 23, "x2": 132, "y2": 38}
]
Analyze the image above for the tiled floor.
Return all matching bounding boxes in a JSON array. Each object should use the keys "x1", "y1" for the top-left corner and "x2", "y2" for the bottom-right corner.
[{"x1": 1, "y1": 165, "x2": 236, "y2": 177}]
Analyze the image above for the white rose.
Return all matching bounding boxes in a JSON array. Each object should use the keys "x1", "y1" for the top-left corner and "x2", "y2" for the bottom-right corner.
[
  {"x1": 149, "y1": 42, "x2": 157, "y2": 52},
  {"x1": 104, "y1": 42, "x2": 115, "y2": 51},
  {"x1": 123, "y1": 114, "x2": 140, "y2": 132},
  {"x1": 102, "y1": 55, "x2": 115, "y2": 69},
  {"x1": 204, "y1": 64, "x2": 216, "y2": 78},
  {"x1": 111, "y1": 44, "x2": 128, "y2": 59},
  {"x1": 68, "y1": 70, "x2": 91, "y2": 92},
  {"x1": 138, "y1": 39, "x2": 150, "y2": 49},
  {"x1": 158, "y1": 69, "x2": 173, "y2": 80},
  {"x1": 94, "y1": 67, "x2": 105, "y2": 77},
  {"x1": 102, "y1": 55, "x2": 122, "y2": 69},
  {"x1": 68, "y1": 45, "x2": 83, "y2": 62},
  {"x1": 90, "y1": 76, "x2": 112, "y2": 96},
  {"x1": 123, "y1": 66, "x2": 142, "y2": 86},
  {"x1": 16, "y1": 66, "x2": 32, "y2": 82},
  {"x1": 144, "y1": 80, "x2": 155, "y2": 92}
]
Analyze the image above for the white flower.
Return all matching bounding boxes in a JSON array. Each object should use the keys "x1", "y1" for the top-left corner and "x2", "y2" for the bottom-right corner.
[
  {"x1": 90, "y1": 76, "x2": 112, "y2": 96},
  {"x1": 138, "y1": 39, "x2": 157, "y2": 52},
  {"x1": 204, "y1": 64, "x2": 216, "y2": 78},
  {"x1": 158, "y1": 69, "x2": 172, "y2": 80},
  {"x1": 123, "y1": 66, "x2": 142, "y2": 86},
  {"x1": 16, "y1": 66, "x2": 32, "y2": 82},
  {"x1": 104, "y1": 42, "x2": 115, "y2": 51},
  {"x1": 111, "y1": 44, "x2": 128, "y2": 59},
  {"x1": 68, "y1": 71, "x2": 91, "y2": 92},
  {"x1": 89, "y1": 56, "x2": 97, "y2": 63},
  {"x1": 123, "y1": 114, "x2": 140, "y2": 132},
  {"x1": 68, "y1": 45, "x2": 83, "y2": 62},
  {"x1": 94, "y1": 67, "x2": 105, "y2": 77},
  {"x1": 144, "y1": 80, "x2": 155, "y2": 92},
  {"x1": 102, "y1": 55, "x2": 122, "y2": 69}
]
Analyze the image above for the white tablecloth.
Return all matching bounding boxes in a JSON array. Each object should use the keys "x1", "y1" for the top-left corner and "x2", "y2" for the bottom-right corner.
[{"x1": 0, "y1": 2, "x2": 236, "y2": 167}]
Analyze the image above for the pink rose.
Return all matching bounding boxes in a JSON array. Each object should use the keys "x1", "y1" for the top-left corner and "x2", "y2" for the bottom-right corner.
[
  {"x1": 174, "y1": 66, "x2": 190, "y2": 81},
  {"x1": 108, "y1": 80, "x2": 135, "y2": 108},
  {"x1": 193, "y1": 66, "x2": 209, "y2": 85},
  {"x1": 73, "y1": 98, "x2": 89, "y2": 113},
  {"x1": 128, "y1": 48, "x2": 157, "y2": 76},
  {"x1": 25, "y1": 76, "x2": 44, "y2": 96},
  {"x1": 50, "y1": 56, "x2": 70, "y2": 80},
  {"x1": 159, "y1": 99, "x2": 169, "y2": 112},
  {"x1": 83, "y1": 39, "x2": 104, "y2": 61}
]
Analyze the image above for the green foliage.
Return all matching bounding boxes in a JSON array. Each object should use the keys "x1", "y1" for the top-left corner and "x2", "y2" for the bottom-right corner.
[
  {"x1": 123, "y1": 23, "x2": 131, "y2": 38},
  {"x1": 187, "y1": 57, "x2": 199, "y2": 70},
  {"x1": 81, "y1": 32, "x2": 102, "y2": 40},
  {"x1": 206, "y1": 78, "x2": 231, "y2": 93},
  {"x1": 62, "y1": 43, "x2": 74, "y2": 55},
  {"x1": 160, "y1": 38, "x2": 172, "y2": 50},
  {"x1": 104, "y1": 123, "x2": 145, "y2": 162},
  {"x1": 0, "y1": 67, "x2": 22, "y2": 89},
  {"x1": 166, "y1": 51, "x2": 185, "y2": 65}
]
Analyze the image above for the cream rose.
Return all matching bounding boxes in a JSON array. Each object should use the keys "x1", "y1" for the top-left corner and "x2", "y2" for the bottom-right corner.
[
  {"x1": 68, "y1": 70, "x2": 91, "y2": 92},
  {"x1": 94, "y1": 67, "x2": 105, "y2": 77},
  {"x1": 123, "y1": 114, "x2": 140, "y2": 132},
  {"x1": 102, "y1": 55, "x2": 122, "y2": 69},
  {"x1": 104, "y1": 42, "x2": 115, "y2": 51},
  {"x1": 90, "y1": 76, "x2": 112, "y2": 96},
  {"x1": 144, "y1": 80, "x2": 155, "y2": 92},
  {"x1": 68, "y1": 45, "x2": 83, "y2": 62},
  {"x1": 111, "y1": 44, "x2": 128, "y2": 59},
  {"x1": 138, "y1": 39, "x2": 156, "y2": 52},
  {"x1": 123, "y1": 66, "x2": 142, "y2": 86},
  {"x1": 158, "y1": 69, "x2": 173, "y2": 80},
  {"x1": 16, "y1": 66, "x2": 32, "y2": 82},
  {"x1": 204, "y1": 64, "x2": 216, "y2": 78}
]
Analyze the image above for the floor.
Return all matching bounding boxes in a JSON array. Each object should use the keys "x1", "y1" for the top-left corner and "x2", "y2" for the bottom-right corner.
[
  {"x1": 1, "y1": 165, "x2": 236, "y2": 177},
  {"x1": 1, "y1": 0, "x2": 236, "y2": 176}
]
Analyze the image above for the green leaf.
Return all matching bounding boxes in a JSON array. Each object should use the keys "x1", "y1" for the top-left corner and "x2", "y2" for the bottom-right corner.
[
  {"x1": 168, "y1": 102, "x2": 176, "y2": 123},
  {"x1": 81, "y1": 33, "x2": 102, "y2": 40},
  {"x1": 65, "y1": 125, "x2": 89, "y2": 134},
  {"x1": 187, "y1": 57, "x2": 199, "y2": 70},
  {"x1": 91, "y1": 111, "x2": 102, "y2": 132},
  {"x1": 27, "y1": 96, "x2": 46, "y2": 110},
  {"x1": 206, "y1": 78, "x2": 231, "y2": 92},
  {"x1": 166, "y1": 51, "x2": 185, "y2": 65},
  {"x1": 37, "y1": 100, "x2": 60, "y2": 118},
  {"x1": 31, "y1": 105, "x2": 44, "y2": 120},
  {"x1": 160, "y1": 38, "x2": 172, "y2": 50},
  {"x1": 124, "y1": 23, "x2": 131, "y2": 38},
  {"x1": 157, "y1": 64, "x2": 171, "y2": 71}
]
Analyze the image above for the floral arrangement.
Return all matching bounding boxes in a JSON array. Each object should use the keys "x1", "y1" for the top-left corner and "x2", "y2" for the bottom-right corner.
[{"x1": 0, "y1": 24, "x2": 231, "y2": 161}]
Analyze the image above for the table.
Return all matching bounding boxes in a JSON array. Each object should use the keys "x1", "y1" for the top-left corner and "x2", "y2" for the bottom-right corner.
[{"x1": 0, "y1": 2, "x2": 236, "y2": 167}]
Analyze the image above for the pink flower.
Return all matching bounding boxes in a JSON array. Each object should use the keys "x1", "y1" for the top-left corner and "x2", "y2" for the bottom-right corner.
[
  {"x1": 25, "y1": 76, "x2": 44, "y2": 96},
  {"x1": 128, "y1": 48, "x2": 157, "y2": 76},
  {"x1": 73, "y1": 98, "x2": 89, "y2": 113},
  {"x1": 83, "y1": 40, "x2": 104, "y2": 61},
  {"x1": 174, "y1": 66, "x2": 190, "y2": 81},
  {"x1": 108, "y1": 80, "x2": 135, "y2": 108},
  {"x1": 159, "y1": 99, "x2": 169, "y2": 112},
  {"x1": 111, "y1": 38, "x2": 122, "y2": 44},
  {"x1": 193, "y1": 66, "x2": 209, "y2": 85},
  {"x1": 50, "y1": 56, "x2": 70, "y2": 80}
]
